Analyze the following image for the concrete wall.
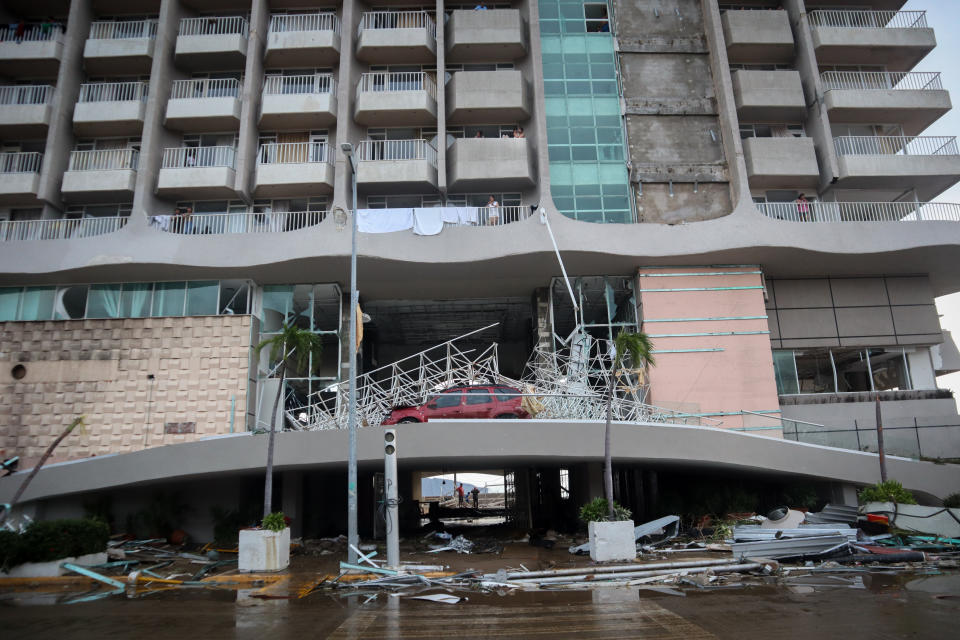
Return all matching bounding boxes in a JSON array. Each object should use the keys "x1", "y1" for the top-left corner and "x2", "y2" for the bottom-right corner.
[
  {"x1": 743, "y1": 137, "x2": 820, "y2": 190},
  {"x1": 0, "y1": 315, "x2": 252, "y2": 467}
]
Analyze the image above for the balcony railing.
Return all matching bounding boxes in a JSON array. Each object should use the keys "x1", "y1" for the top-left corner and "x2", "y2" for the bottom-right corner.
[
  {"x1": 161, "y1": 146, "x2": 236, "y2": 169},
  {"x1": 0, "y1": 85, "x2": 53, "y2": 105},
  {"x1": 357, "y1": 72, "x2": 437, "y2": 99},
  {"x1": 821, "y1": 71, "x2": 943, "y2": 91},
  {"x1": 808, "y1": 10, "x2": 928, "y2": 29},
  {"x1": 459, "y1": 205, "x2": 531, "y2": 227},
  {"x1": 357, "y1": 139, "x2": 437, "y2": 167},
  {"x1": 0, "y1": 23, "x2": 63, "y2": 43},
  {"x1": 68, "y1": 148, "x2": 139, "y2": 172},
  {"x1": 258, "y1": 142, "x2": 330, "y2": 164},
  {"x1": 88, "y1": 19, "x2": 158, "y2": 40},
  {"x1": 263, "y1": 73, "x2": 334, "y2": 95},
  {"x1": 358, "y1": 11, "x2": 436, "y2": 38},
  {"x1": 0, "y1": 216, "x2": 129, "y2": 242},
  {"x1": 757, "y1": 201, "x2": 960, "y2": 223},
  {"x1": 169, "y1": 78, "x2": 241, "y2": 100},
  {"x1": 268, "y1": 13, "x2": 340, "y2": 34},
  {"x1": 178, "y1": 16, "x2": 249, "y2": 37},
  {"x1": 154, "y1": 210, "x2": 327, "y2": 234},
  {"x1": 0, "y1": 152, "x2": 42, "y2": 173},
  {"x1": 78, "y1": 81, "x2": 148, "y2": 103},
  {"x1": 834, "y1": 135, "x2": 959, "y2": 156}
]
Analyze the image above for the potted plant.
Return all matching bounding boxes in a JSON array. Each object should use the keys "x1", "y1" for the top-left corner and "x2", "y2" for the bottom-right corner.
[
  {"x1": 579, "y1": 497, "x2": 635, "y2": 562},
  {"x1": 239, "y1": 511, "x2": 290, "y2": 572}
]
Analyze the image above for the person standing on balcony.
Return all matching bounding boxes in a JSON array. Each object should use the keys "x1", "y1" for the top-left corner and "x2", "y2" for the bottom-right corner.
[
  {"x1": 14, "y1": 20, "x2": 26, "y2": 43},
  {"x1": 474, "y1": 1, "x2": 488, "y2": 10},
  {"x1": 183, "y1": 206, "x2": 194, "y2": 235},
  {"x1": 487, "y1": 195, "x2": 500, "y2": 226},
  {"x1": 513, "y1": 127, "x2": 525, "y2": 139},
  {"x1": 795, "y1": 194, "x2": 810, "y2": 221}
]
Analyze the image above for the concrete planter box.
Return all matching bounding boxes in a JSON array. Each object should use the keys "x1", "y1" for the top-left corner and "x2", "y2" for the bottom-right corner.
[
  {"x1": 239, "y1": 527, "x2": 290, "y2": 572},
  {"x1": 2, "y1": 551, "x2": 107, "y2": 578},
  {"x1": 588, "y1": 520, "x2": 636, "y2": 562}
]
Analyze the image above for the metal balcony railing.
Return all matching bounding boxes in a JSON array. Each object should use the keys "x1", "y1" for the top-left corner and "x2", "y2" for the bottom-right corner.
[
  {"x1": 263, "y1": 73, "x2": 334, "y2": 95},
  {"x1": 358, "y1": 11, "x2": 436, "y2": 38},
  {"x1": 0, "y1": 216, "x2": 129, "y2": 242},
  {"x1": 78, "y1": 81, "x2": 149, "y2": 103},
  {"x1": 357, "y1": 139, "x2": 437, "y2": 168},
  {"x1": 156, "y1": 210, "x2": 328, "y2": 234},
  {"x1": 88, "y1": 19, "x2": 158, "y2": 40},
  {"x1": 67, "y1": 148, "x2": 139, "y2": 172},
  {"x1": 161, "y1": 146, "x2": 236, "y2": 169},
  {"x1": 0, "y1": 85, "x2": 53, "y2": 105},
  {"x1": 469, "y1": 205, "x2": 531, "y2": 227},
  {"x1": 808, "y1": 10, "x2": 928, "y2": 29},
  {"x1": 757, "y1": 201, "x2": 960, "y2": 223},
  {"x1": 821, "y1": 71, "x2": 943, "y2": 91},
  {"x1": 178, "y1": 16, "x2": 249, "y2": 37},
  {"x1": 258, "y1": 142, "x2": 330, "y2": 164},
  {"x1": 170, "y1": 78, "x2": 242, "y2": 100},
  {"x1": 0, "y1": 152, "x2": 42, "y2": 173},
  {"x1": 357, "y1": 72, "x2": 437, "y2": 100},
  {"x1": 268, "y1": 13, "x2": 340, "y2": 34},
  {"x1": 834, "y1": 135, "x2": 959, "y2": 156},
  {"x1": 0, "y1": 23, "x2": 63, "y2": 43}
]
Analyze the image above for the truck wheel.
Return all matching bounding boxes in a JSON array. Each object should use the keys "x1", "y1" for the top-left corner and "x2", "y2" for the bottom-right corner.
[
  {"x1": 495, "y1": 413, "x2": 518, "y2": 419},
  {"x1": 398, "y1": 417, "x2": 419, "y2": 423}
]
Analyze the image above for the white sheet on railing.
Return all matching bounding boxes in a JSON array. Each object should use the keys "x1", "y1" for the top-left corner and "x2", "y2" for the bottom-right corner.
[
  {"x1": 356, "y1": 208, "x2": 414, "y2": 233},
  {"x1": 412, "y1": 207, "x2": 443, "y2": 235},
  {"x1": 451, "y1": 207, "x2": 478, "y2": 225},
  {"x1": 150, "y1": 215, "x2": 171, "y2": 231}
]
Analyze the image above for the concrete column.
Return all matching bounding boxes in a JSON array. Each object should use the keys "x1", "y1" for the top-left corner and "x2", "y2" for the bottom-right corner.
[
  {"x1": 521, "y1": 0, "x2": 554, "y2": 209},
  {"x1": 830, "y1": 482, "x2": 858, "y2": 506},
  {"x1": 332, "y1": 0, "x2": 364, "y2": 212},
  {"x1": 36, "y1": 0, "x2": 94, "y2": 215},
  {"x1": 234, "y1": 0, "x2": 269, "y2": 204},
  {"x1": 281, "y1": 471, "x2": 303, "y2": 537},
  {"x1": 435, "y1": 0, "x2": 447, "y2": 198}
]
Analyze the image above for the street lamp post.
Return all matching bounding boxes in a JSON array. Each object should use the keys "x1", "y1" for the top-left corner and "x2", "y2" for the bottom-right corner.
[{"x1": 341, "y1": 142, "x2": 359, "y2": 565}]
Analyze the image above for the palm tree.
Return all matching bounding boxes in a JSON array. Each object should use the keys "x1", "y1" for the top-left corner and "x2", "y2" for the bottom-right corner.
[
  {"x1": 256, "y1": 324, "x2": 324, "y2": 519},
  {"x1": 603, "y1": 330, "x2": 655, "y2": 521}
]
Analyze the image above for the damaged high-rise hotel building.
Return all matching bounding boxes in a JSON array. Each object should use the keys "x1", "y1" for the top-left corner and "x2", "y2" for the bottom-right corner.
[{"x1": 1, "y1": 0, "x2": 959, "y2": 537}]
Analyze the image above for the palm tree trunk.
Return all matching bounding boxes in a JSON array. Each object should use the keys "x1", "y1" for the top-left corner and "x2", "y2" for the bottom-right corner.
[
  {"x1": 263, "y1": 362, "x2": 285, "y2": 519},
  {"x1": 603, "y1": 368, "x2": 616, "y2": 520}
]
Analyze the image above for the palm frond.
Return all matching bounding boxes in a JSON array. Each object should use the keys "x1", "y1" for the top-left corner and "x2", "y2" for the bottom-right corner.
[
  {"x1": 613, "y1": 329, "x2": 655, "y2": 369},
  {"x1": 256, "y1": 324, "x2": 324, "y2": 375}
]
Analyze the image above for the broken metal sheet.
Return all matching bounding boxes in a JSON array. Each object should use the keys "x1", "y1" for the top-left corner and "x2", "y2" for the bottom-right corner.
[
  {"x1": 732, "y1": 525, "x2": 858, "y2": 542},
  {"x1": 730, "y1": 535, "x2": 851, "y2": 560},
  {"x1": 803, "y1": 504, "x2": 859, "y2": 525},
  {"x1": 409, "y1": 593, "x2": 463, "y2": 604}
]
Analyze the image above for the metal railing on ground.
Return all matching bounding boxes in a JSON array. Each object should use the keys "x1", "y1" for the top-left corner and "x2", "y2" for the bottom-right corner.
[
  {"x1": 88, "y1": 19, "x2": 158, "y2": 40},
  {"x1": 0, "y1": 216, "x2": 129, "y2": 242},
  {"x1": 357, "y1": 72, "x2": 437, "y2": 99},
  {"x1": 357, "y1": 139, "x2": 437, "y2": 167},
  {"x1": 78, "y1": 81, "x2": 148, "y2": 103},
  {"x1": 268, "y1": 13, "x2": 340, "y2": 34},
  {"x1": 757, "y1": 201, "x2": 960, "y2": 223},
  {"x1": 67, "y1": 148, "x2": 138, "y2": 172},
  {"x1": 161, "y1": 146, "x2": 236, "y2": 169},
  {"x1": 263, "y1": 73, "x2": 334, "y2": 95},
  {"x1": 358, "y1": 11, "x2": 436, "y2": 38},
  {"x1": 258, "y1": 142, "x2": 330, "y2": 164},
  {"x1": 808, "y1": 10, "x2": 928, "y2": 29},
  {"x1": 169, "y1": 78, "x2": 241, "y2": 100},
  {"x1": 0, "y1": 152, "x2": 42, "y2": 173},
  {"x1": 178, "y1": 16, "x2": 248, "y2": 37},
  {"x1": 821, "y1": 71, "x2": 943, "y2": 92},
  {"x1": 153, "y1": 210, "x2": 327, "y2": 234},
  {"x1": 0, "y1": 85, "x2": 53, "y2": 105},
  {"x1": 834, "y1": 135, "x2": 959, "y2": 156}
]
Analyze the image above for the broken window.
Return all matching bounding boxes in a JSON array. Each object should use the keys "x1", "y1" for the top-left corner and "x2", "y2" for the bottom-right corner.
[
  {"x1": 584, "y1": 3, "x2": 609, "y2": 33},
  {"x1": 773, "y1": 348, "x2": 914, "y2": 395}
]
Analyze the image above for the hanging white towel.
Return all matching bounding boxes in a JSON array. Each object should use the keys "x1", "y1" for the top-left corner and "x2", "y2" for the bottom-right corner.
[
  {"x1": 455, "y1": 207, "x2": 479, "y2": 225},
  {"x1": 150, "y1": 215, "x2": 171, "y2": 231},
  {"x1": 440, "y1": 207, "x2": 461, "y2": 224},
  {"x1": 413, "y1": 207, "x2": 445, "y2": 235},
  {"x1": 357, "y1": 208, "x2": 414, "y2": 233}
]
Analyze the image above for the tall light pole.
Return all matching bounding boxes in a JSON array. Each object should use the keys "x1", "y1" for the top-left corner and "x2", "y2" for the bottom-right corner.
[{"x1": 341, "y1": 142, "x2": 359, "y2": 564}]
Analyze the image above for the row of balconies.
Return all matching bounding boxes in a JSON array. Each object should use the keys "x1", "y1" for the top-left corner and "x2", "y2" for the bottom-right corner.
[{"x1": 723, "y1": 9, "x2": 936, "y2": 70}]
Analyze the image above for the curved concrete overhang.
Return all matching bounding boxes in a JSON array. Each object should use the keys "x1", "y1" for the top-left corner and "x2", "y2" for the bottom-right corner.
[
  {"x1": 1, "y1": 208, "x2": 960, "y2": 297},
  {"x1": 1, "y1": 421, "x2": 957, "y2": 505}
]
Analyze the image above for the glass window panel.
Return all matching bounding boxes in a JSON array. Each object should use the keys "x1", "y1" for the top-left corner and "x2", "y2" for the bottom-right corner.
[
  {"x1": 603, "y1": 194, "x2": 629, "y2": 209},
  {"x1": 565, "y1": 63, "x2": 589, "y2": 78},
  {"x1": 18, "y1": 287, "x2": 55, "y2": 321},
  {"x1": 834, "y1": 349, "x2": 871, "y2": 392},
  {"x1": 575, "y1": 183, "x2": 601, "y2": 195},
  {"x1": 261, "y1": 285, "x2": 293, "y2": 331},
  {"x1": 544, "y1": 81, "x2": 565, "y2": 95},
  {"x1": 55, "y1": 285, "x2": 88, "y2": 320},
  {"x1": 186, "y1": 281, "x2": 219, "y2": 316},
  {"x1": 603, "y1": 210, "x2": 632, "y2": 223},
  {"x1": 559, "y1": 4, "x2": 582, "y2": 18},
  {"x1": 152, "y1": 282, "x2": 186, "y2": 317},
  {"x1": 0, "y1": 288, "x2": 19, "y2": 321},
  {"x1": 795, "y1": 349, "x2": 835, "y2": 393},
  {"x1": 87, "y1": 284, "x2": 123, "y2": 318},
  {"x1": 571, "y1": 129, "x2": 596, "y2": 144},
  {"x1": 576, "y1": 196, "x2": 603, "y2": 210},
  {"x1": 598, "y1": 145, "x2": 623, "y2": 161},
  {"x1": 540, "y1": 20, "x2": 560, "y2": 34},
  {"x1": 596, "y1": 128, "x2": 622, "y2": 144},
  {"x1": 566, "y1": 81, "x2": 592, "y2": 94},
  {"x1": 547, "y1": 128, "x2": 570, "y2": 144},
  {"x1": 121, "y1": 283, "x2": 153, "y2": 318},
  {"x1": 592, "y1": 80, "x2": 618, "y2": 94},
  {"x1": 552, "y1": 196, "x2": 575, "y2": 210},
  {"x1": 869, "y1": 349, "x2": 910, "y2": 391},
  {"x1": 548, "y1": 146, "x2": 571, "y2": 161},
  {"x1": 563, "y1": 20, "x2": 586, "y2": 33},
  {"x1": 773, "y1": 351, "x2": 799, "y2": 395},
  {"x1": 571, "y1": 146, "x2": 597, "y2": 161}
]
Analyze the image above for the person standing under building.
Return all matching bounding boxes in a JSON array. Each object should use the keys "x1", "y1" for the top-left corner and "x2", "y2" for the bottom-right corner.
[
  {"x1": 456, "y1": 483, "x2": 465, "y2": 507},
  {"x1": 470, "y1": 486, "x2": 480, "y2": 509}
]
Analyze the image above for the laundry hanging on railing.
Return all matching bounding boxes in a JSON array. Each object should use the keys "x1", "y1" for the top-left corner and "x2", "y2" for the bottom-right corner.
[
  {"x1": 356, "y1": 208, "x2": 414, "y2": 233},
  {"x1": 412, "y1": 207, "x2": 444, "y2": 235}
]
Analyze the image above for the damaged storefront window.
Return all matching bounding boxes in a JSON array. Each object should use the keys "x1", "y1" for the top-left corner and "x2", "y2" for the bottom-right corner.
[{"x1": 773, "y1": 347, "x2": 915, "y2": 395}]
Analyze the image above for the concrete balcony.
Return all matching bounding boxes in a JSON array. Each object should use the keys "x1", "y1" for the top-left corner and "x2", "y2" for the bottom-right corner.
[
  {"x1": 446, "y1": 9, "x2": 527, "y2": 63},
  {"x1": 74, "y1": 82, "x2": 148, "y2": 137},
  {"x1": 757, "y1": 201, "x2": 960, "y2": 224},
  {"x1": 821, "y1": 72, "x2": 951, "y2": 136},
  {"x1": 355, "y1": 139, "x2": 438, "y2": 194},
  {"x1": 254, "y1": 142, "x2": 335, "y2": 198},
  {"x1": 260, "y1": 74, "x2": 337, "y2": 129},
  {"x1": 446, "y1": 70, "x2": 530, "y2": 125},
  {"x1": 154, "y1": 210, "x2": 327, "y2": 235},
  {"x1": 809, "y1": 10, "x2": 936, "y2": 71},
  {"x1": 731, "y1": 70, "x2": 805, "y2": 121},
  {"x1": 0, "y1": 152, "x2": 42, "y2": 206},
  {"x1": 265, "y1": 13, "x2": 341, "y2": 67},
  {"x1": 742, "y1": 137, "x2": 820, "y2": 190},
  {"x1": 175, "y1": 16, "x2": 248, "y2": 70},
  {"x1": 157, "y1": 146, "x2": 237, "y2": 199},
  {"x1": 721, "y1": 9, "x2": 793, "y2": 63},
  {"x1": 447, "y1": 138, "x2": 535, "y2": 191},
  {"x1": 354, "y1": 72, "x2": 437, "y2": 126},
  {"x1": 0, "y1": 25, "x2": 64, "y2": 77},
  {"x1": 84, "y1": 19, "x2": 157, "y2": 75},
  {"x1": 355, "y1": 11, "x2": 436, "y2": 64},
  {"x1": 833, "y1": 136, "x2": 960, "y2": 201},
  {"x1": 0, "y1": 85, "x2": 53, "y2": 138},
  {"x1": 61, "y1": 149, "x2": 138, "y2": 203},
  {"x1": 165, "y1": 79, "x2": 242, "y2": 132},
  {"x1": 0, "y1": 216, "x2": 129, "y2": 242}
]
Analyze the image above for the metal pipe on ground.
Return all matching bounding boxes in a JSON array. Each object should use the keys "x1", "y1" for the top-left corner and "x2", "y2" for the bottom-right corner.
[
  {"x1": 497, "y1": 557, "x2": 744, "y2": 580},
  {"x1": 507, "y1": 562, "x2": 764, "y2": 585}
]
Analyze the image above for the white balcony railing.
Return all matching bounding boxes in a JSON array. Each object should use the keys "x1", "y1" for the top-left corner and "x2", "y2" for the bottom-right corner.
[
  {"x1": 357, "y1": 72, "x2": 437, "y2": 100},
  {"x1": 88, "y1": 19, "x2": 158, "y2": 40},
  {"x1": 155, "y1": 210, "x2": 327, "y2": 234},
  {"x1": 357, "y1": 139, "x2": 437, "y2": 168},
  {"x1": 757, "y1": 201, "x2": 960, "y2": 223},
  {"x1": 258, "y1": 142, "x2": 330, "y2": 164},
  {"x1": 0, "y1": 85, "x2": 53, "y2": 105},
  {"x1": 358, "y1": 11, "x2": 436, "y2": 38},
  {"x1": 0, "y1": 216, "x2": 129, "y2": 242},
  {"x1": 161, "y1": 146, "x2": 236, "y2": 169},
  {"x1": 268, "y1": 13, "x2": 340, "y2": 34},
  {"x1": 263, "y1": 73, "x2": 334, "y2": 95},
  {"x1": 821, "y1": 71, "x2": 943, "y2": 91},
  {"x1": 67, "y1": 148, "x2": 139, "y2": 172},
  {"x1": 808, "y1": 10, "x2": 928, "y2": 29},
  {"x1": 0, "y1": 152, "x2": 42, "y2": 173},
  {"x1": 463, "y1": 205, "x2": 531, "y2": 227},
  {"x1": 0, "y1": 23, "x2": 63, "y2": 43},
  {"x1": 834, "y1": 135, "x2": 959, "y2": 156},
  {"x1": 78, "y1": 81, "x2": 149, "y2": 103},
  {"x1": 169, "y1": 78, "x2": 241, "y2": 100},
  {"x1": 178, "y1": 16, "x2": 249, "y2": 37}
]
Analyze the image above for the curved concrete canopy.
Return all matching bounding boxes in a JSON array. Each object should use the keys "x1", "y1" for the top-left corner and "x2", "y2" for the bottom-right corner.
[{"x1": 2, "y1": 420, "x2": 956, "y2": 505}]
